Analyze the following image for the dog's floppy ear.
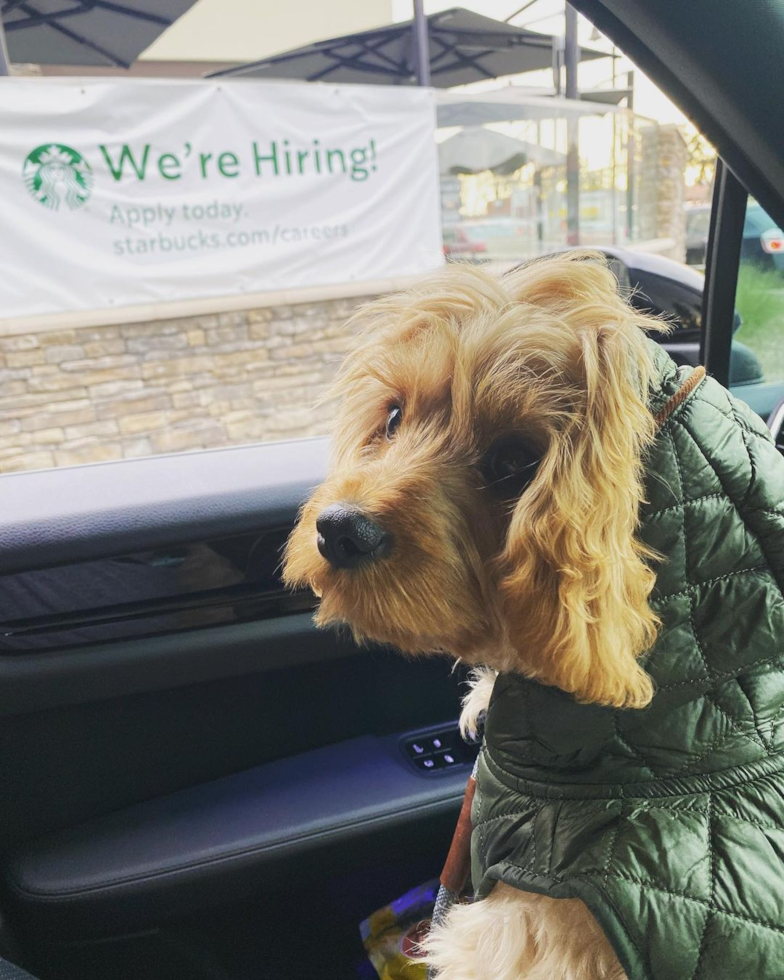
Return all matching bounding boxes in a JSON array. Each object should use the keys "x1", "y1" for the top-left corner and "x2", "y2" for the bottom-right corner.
[{"x1": 500, "y1": 254, "x2": 659, "y2": 708}]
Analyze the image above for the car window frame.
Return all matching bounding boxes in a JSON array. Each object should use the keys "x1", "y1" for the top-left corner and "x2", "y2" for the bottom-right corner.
[{"x1": 701, "y1": 159, "x2": 748, "y2": 388}]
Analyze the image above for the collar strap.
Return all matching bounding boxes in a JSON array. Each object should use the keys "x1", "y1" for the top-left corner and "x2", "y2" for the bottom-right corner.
[{"x1": 653, "y1": 365, "x2": 706, "y2": 427}]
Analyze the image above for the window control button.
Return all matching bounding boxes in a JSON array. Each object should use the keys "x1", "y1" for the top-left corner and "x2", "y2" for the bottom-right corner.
[
  {"x1": 431, "y1": 737, "x2": 443, "y2": 750},
  {"x1": 410, "y1": 742, "x2": 425, "y2": 755},
  {"x1": 443, "y1": 753, "x2": 456, "y2": 765},
  {"x1": 417, "y1": 758, "x2": 437, "y2": 770}
]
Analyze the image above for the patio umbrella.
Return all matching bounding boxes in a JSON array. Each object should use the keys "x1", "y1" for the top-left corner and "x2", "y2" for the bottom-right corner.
[
  {"x1": 209, "y1": 7, "x2": 609, "y2": 88},
  {"x1": 0, "y1": 0, "x2": 198, "y2": 72},
  {"x1": 436, "y1": 88, "x2": 626, "y2": 128},
  {"x1": 438, "y1": 126, "x2": 565, "y2": 175}
]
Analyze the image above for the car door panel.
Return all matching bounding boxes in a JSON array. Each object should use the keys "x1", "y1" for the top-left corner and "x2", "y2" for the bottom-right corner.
[{"x1": 0, "y1": 440, "x2": 469, "y2": 973}]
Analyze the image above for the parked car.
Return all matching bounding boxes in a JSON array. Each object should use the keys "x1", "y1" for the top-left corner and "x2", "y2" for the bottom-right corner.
[
  {"x1": 599, "y1": 246, "x2": 784, "y2": 418},
  {"x1": 685, "y1": 201, "x2": 784, "y2": 271},
  {"x1": 441, "y1": 224, "x2": 486, "y2": 259},
  {"x1": 444, "y1": 218, "x2": 536, "y2": 261}
]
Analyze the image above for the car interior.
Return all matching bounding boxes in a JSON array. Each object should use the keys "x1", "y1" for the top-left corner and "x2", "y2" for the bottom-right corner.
[{"x1": 2, "y1": 2, "x2": 784, "y2": 979}]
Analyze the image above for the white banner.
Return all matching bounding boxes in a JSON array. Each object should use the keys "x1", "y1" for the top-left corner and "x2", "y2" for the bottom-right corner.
[{"x1": 0, "y1": 78, "x2": 443, "y2": 320}]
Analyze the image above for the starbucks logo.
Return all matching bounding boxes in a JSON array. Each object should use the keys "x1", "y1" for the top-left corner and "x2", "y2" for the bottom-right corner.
[{"x1": 23, "y1": 143, "x2": 93, "y2": 211}]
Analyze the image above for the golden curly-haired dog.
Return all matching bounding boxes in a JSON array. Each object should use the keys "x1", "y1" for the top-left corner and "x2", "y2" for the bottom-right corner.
[{"x1": 284, "y1": 251, "x2": 665, "y2": 979}]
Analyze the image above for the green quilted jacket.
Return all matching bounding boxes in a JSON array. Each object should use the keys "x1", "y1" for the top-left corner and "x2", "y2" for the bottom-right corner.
[{"x1": 472, "y1": 344, "x2": 784, "y2": 980}]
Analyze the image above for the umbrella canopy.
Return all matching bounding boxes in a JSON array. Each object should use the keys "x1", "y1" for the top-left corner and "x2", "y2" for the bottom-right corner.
[
  {"x1": 438, "y1": 126, "x2": 565, "y2": 175},
  {"x1": 436, "y1": 88, "x2": 627, "y2": 128},
  {"x1": 1, "y1": 0, "x2": 198, "y2": 69},
  {"x1": 209, "y1": 7, "x2": 609, "y2": 87}
]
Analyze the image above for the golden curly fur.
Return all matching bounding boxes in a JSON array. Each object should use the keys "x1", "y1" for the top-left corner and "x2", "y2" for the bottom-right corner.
[{"x1": 283, "y1": 251, "x2": 665, "y2": 978}]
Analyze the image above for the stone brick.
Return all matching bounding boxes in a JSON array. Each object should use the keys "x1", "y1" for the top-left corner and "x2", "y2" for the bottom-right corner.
[
  {"x1": 226, "y1": 417, "x2": 267, "y2": 441},
  {"x1": 83, "y1": 339, "x2": 126, "y2": 358},
  {"x1": 206, "y1": 324, "x2": 248, "y2": 345},
  {"x1": 96, "y1": 393, "x2": 171, "y2": 419},
  {"x1": 54, "y1": 443, "x2": 123, "y2": 467},
  {"x1": 252, "y1": 371, "x2": 324, "y2": 394},
  {"x1": 262, "y1": 409, "x2": 314, "y2": 432},
  {"x1": 31, "y1": 427, "x2": 65, "y2": 444},
  {"x1": 172, "y1": 391, "x2": 200, "y2": 409},
  {"x1": 248, "y1": 308, "x2": 274, "y2": 324},
  {"x1": 61, "y1": 353, "x2": 138, "y2": 373},
  {"x1": 150, "y1": 423, "x2": 226, "y2": 454},
  {"x1": 141, "y1": 355, "x2": 214, "y2": 381},
  {"x1": 6, "y1": 349, "x2": 46, "y2": 368},
  {"x1": 21, "y1": 404, "x2": 96, "y2": 431},
  {"x1": 0, "y1": 381, "x2": 30, "y2": 399},
  {"x1": 126, "y1": 334, "x2": 188, "y2": 354},
  {"x1": 0, "y1": 419, "x2": 21, "y2": 438},
  {"x1": 0, "y1": 335, "x2": 39, "y2": 352},
  {"x1": 69, "y1": 365, "x2": 142, "y2": 387},
  {"x1": 218, "y1": 310, "x2": 248, "y2": 328},
  {"x1": 37, "y1": 330, "x2": 78, "y2": 347},
  {"x1": 26, "y1": 372, "x2": 90, "y2": 393},
  {"x1": 0, "y1": 451, "x2": 55, "y2": 473},
  {"x1": 45, "y1": 345, "x2": 85, "y2": 364},
  {"x1": 121, "y1": 320, "x2": 183, "y2": 338},
  {"x1": 118, "y1": 410, "x2": 170, "y2": 435},
  {"x1": 88, "y1": 379, "x2": 145, "y2": 399},
  {"x1": 64, "y1": 419, "x2": 120, "y2": 440},
  {"x1": 122, "y1": 437, "x2": 153, "y2": 458},
  {"x1": 248, "y1": 321, "x2": 271, "y2": 341},
  {"x1": 168, "y1": 379, "x2": 196, "y2": 394},
  {"x1": 187, "y1": 329, "x2": 206, "y2": 347},
  {"x1": 0, "y1": 388, "x2": 87, "y2": 413},
  {"x1": 78, "y1": 326, "x2": 122, "y2": 342}
]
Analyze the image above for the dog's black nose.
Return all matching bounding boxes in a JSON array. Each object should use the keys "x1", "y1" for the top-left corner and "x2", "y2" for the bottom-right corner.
[{"x1": 316, "y1": 504, "x2": 388, "y2": 569}]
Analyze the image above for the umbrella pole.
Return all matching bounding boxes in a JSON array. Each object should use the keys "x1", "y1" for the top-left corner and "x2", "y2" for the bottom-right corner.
[
  {"x1": 412, "y1": 0, "x2": 431, "y2": 86},
  {"x1": 565, "y1": 3, "x2": 580, "y2": 245},
  {"x1": 0, "y1": 15, "x2": 11, "y2": 76}
]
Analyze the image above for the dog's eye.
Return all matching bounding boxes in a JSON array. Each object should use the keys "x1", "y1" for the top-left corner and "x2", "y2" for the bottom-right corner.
[
  {"x1": 482, "y1": 438, "x2": 540, "y2": 497},
  {"x1": 386, "y1": 406, "x2": 402, "y2": 440}
]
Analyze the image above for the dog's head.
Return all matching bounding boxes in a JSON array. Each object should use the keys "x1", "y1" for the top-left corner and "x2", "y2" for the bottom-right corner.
[{"x1": 284, "y1": 252, "x2": 662, "y2": 708}]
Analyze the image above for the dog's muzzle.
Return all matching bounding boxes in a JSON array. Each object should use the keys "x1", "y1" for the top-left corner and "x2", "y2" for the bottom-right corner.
[{"x1": 316, "y1": 504, "x2": 389, "y2": 570}]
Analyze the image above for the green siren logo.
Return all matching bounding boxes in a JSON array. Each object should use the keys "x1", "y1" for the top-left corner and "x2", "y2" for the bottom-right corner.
[{"x1": 23, "y1": 143, "x2": 93, "y2": 211}]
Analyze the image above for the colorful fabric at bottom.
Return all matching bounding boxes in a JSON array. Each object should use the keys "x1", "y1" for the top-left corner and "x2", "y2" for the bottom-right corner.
[{"x1": 360, "y1": 880, "x2": 436, "y2": 980}]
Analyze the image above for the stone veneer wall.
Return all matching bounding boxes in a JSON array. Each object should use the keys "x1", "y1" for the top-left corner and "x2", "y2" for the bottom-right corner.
[
  {"x1": 637, "y1": 123, "x2": 688, "y2": 263},
  {"x1": 0, "y1": 295, "x2": 375, "y2": 474}
]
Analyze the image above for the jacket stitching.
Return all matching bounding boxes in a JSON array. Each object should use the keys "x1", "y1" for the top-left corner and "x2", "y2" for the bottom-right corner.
[
  {"x1": 473, "y1": 799, "x2": 554, "y2": 834},
  {"x1": 670, "y1": 724, "x2": 766, "y2": 777},
  {"x1": 483, "y1": 742, "x2": 784, "y2": 800},
  {"x1": 488, "y1": 862, "x2": 784, "y2": 937},
  {"x1": 674, "y1": 415, "x2": 784, "y2": 602},
  {"x1": 602, "y1": 803, "x2": 625, "y2": 888},
  {"x1": 715, "y1": 810, "x2": 784, "y2": 837},
  {"x1": 612, "y1": 713, "x2": 660, "y2": 779},
  {"x1": 737, "y1": 407, "x2": 758, "y2": 508},
  {"x1": 733, "y1": 674, "x2": 772, "y2": 752},
  {"x1": 701, "y1": 690, "x2": 768, "y2": 754},
  {"x1": 547, "y1": 801, "x2": 564, "y2": 877},
  {"x1": 690, "y1": 796, "x2": 714, "y2": 980},
  {"x1": 695, "y1": 397, "x2": 759, "y2": 436},
  {"x1": 642, "y1": 491, "x2": 725, "y2": 519},
  {"x1": 657, "y1": 654, "x2": 784, "y2": 691},
  {"x1": 651, "y1": 563, "x2": 769, "y2": 604},
  {"x1": 597, "y1": 870, "x2": 784, "y2": 936}
]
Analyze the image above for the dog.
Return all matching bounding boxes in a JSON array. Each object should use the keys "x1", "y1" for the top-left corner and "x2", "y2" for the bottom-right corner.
[{"x1": 283, "y1": 251, "x2": 784, "y2": 979}]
